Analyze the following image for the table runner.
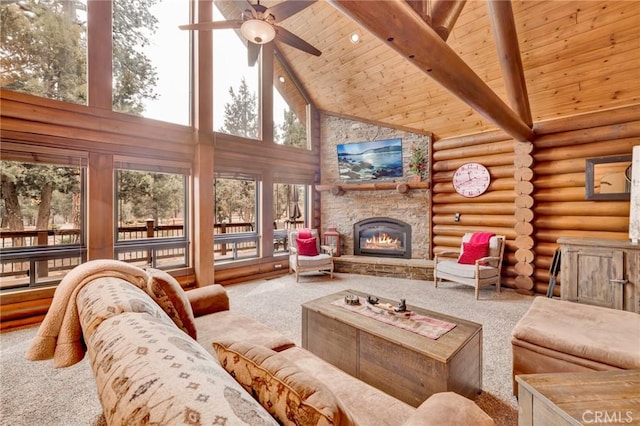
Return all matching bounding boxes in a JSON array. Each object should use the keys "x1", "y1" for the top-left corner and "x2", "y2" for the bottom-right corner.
[{"x1": 331, "y1": 297, "x2": 456, "y2": 340}]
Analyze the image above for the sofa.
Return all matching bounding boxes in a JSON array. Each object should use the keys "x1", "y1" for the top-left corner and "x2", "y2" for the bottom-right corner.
[
  {"x1": 511, "y1": 296, "x2": 640, "y2": 395},
  {"x1": 26, "y1": 260, "x2": 494, "y2": 425}
]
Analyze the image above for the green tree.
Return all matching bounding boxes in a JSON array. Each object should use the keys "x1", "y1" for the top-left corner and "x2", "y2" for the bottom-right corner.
[
  {"x1": 117, "y1": 170, "x2": 183, "y2": 225},
  {"x1": 277, "y1": 108, "x2": 307, "y2": 148},
  {"x1": 1, "y1": 0, "x2": 160, "y2": 232},
  {"x1": 0, "y1": 0, "x2": 159, "y2": 113},
  {"x1": 0, "y1": 162, "x2": 80, "y2": 246},
  {"x1": 0, "y1": 0, "x2": 87, "y2": 103},
  {"x1": 112, "y1": 0, "x2": 159, "y2": 114},
  {"x1": 219, "y1": 77, "x2": 258, "y2": 138}
]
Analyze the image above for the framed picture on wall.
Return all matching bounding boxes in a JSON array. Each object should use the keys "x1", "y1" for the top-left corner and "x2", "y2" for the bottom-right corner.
[{"x1": 336, "y1": 138, "x2": 403, "y2": 181}]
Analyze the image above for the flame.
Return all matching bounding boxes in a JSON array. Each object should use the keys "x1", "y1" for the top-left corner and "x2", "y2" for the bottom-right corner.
[{"x1": 364, "y1": 233, "x2": 401, "y2": 249}]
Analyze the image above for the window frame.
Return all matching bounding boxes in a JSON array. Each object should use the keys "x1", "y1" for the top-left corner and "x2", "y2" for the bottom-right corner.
[
  {"x1": 113, "y1": 158, "x2": 191, "y2": 270},
  {"x1": 0, "y1": 144, "x2": 88, "y2": 292}
]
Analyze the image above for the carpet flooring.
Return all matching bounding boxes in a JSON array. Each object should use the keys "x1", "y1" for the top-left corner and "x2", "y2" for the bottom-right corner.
[{"x1": 1, "y1": 272, "x2": 535, "y2": 425}]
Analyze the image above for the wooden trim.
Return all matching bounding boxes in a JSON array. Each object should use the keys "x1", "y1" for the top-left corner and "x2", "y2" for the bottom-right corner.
[
  {"x1": 316, "y1": 181, "x2": 430, "y2": 194},
  {"x1": 87, "y1": 0, "x2": 112, "y2": 109}
]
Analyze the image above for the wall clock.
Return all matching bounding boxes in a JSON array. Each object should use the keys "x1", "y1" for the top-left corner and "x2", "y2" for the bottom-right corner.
[{"x1": 452, "y1": 162, "x2": 491, "y2": 197}]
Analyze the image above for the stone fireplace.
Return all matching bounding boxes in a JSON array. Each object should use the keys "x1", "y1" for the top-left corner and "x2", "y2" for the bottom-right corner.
[
  {"x1": 319, "y1": 114, "x2": 432, "y2": 260},
  {"x1": 354, "y1": 217, "x2": 412, "y2": 259}
]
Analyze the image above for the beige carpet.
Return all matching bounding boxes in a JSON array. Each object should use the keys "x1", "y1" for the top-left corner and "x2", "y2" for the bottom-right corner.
[{"x1": 1, "y1": 272, "x2": 535, "y2": 425}]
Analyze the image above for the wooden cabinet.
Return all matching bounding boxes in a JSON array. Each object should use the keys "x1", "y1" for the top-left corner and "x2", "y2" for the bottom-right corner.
[{"x1": 558, "y1": 238, "x2": 640, "y2": 313}]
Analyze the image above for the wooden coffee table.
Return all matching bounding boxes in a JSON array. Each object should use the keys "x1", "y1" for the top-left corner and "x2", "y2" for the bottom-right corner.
[{"x1": 301, "y1": 289, "x2": 482, "y2": 407}]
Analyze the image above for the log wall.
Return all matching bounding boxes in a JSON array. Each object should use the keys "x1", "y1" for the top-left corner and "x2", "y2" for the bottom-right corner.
[{"x1": 432, "y1": 104, "x2": 639, "y2": 295}]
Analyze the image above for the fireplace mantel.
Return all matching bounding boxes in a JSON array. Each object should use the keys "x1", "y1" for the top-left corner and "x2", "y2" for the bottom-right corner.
[{"x1": 316, "y1": 181, "x2": 430, "y2": 195}]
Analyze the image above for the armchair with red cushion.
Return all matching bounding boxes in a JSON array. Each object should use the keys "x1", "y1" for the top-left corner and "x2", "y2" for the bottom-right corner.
[
  {"x1": 433, "y1": 232, "x2": 506, "y2": 299},
  {"x1": 288, "y1": 229, "x2": 334, "y2": 282}
]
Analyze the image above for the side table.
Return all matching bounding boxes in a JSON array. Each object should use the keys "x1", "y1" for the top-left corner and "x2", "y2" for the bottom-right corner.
[{"x1": 516, "y1": 370, "x2": 640, "y2": 426}]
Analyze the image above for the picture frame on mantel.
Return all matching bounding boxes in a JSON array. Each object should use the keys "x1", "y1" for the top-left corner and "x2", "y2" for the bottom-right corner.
[{"x1": 585, "y1": 154, "x2": 632, "y2": 201}]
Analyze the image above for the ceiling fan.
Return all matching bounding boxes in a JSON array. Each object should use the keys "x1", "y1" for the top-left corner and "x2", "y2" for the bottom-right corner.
[{"x1": 179, "y1": 0, "x2": 322, "y2": 66}]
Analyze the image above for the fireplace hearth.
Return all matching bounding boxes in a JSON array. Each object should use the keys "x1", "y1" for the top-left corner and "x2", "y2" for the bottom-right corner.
[{"x1": 354, "y1": 217, "x2": 412, "y2": 259}]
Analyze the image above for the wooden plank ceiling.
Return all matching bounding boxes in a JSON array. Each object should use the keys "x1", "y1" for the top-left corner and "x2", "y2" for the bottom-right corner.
[{"x1": 216, "y1": 0, "x2": 640, "y2": 140}]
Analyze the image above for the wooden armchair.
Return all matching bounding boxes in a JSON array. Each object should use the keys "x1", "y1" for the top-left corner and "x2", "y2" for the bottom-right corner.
[
  {"x1": 288, "y1": 229, "x2": 334, "y2": 282},
  {"x1": 434, "y1": 233, "x2": 506, "y2": 299}
]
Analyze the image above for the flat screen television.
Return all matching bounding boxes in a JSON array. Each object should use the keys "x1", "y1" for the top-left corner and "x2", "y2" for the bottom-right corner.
[{"x1": 337, "y1": 138, "x2": 403, "y2": 181}]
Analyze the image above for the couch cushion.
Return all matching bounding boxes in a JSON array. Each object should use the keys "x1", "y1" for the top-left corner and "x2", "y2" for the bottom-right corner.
[
  {"x1": 278, "y1": 346, "x2": 414, "y2": 426},
  {"x1": 512, "y1": 297, "x2": 640, "y2": 369},
  {"x1": 194, "y1": 310, "x2": 296, "y2": 357},
  {"x1": 145, "y1": 267, "x2": 197, "y2": 340},
  {"x1": 213, "y1": 340, "x2": 355, "y2": 426},
  {"x1": 296, "y1": 253, "x2": 333, "y2": 267},
  {"x1": 85, "y1": 312, "x2": 277, "y2": 426},
  {"x1": 436, "y1": 260, "x2": 499, "y2": 279},
  {"x1": 405, "y1": 392, "x2": 494, "y2": 426},
  {"x1": 77, "y1": 277, "x2": 175, "y2": 341}
]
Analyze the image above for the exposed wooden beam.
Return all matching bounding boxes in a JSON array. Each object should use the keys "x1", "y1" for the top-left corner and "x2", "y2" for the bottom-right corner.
[
  {"x1": 330, "y1": 0, "x2": 534, "y2": 142},
  {"x1": 487, "y1": 0, "x2": 532, "y2": 127},
  {"x1": 431, "y1": 0, "x2": 467, "y2": 41}
]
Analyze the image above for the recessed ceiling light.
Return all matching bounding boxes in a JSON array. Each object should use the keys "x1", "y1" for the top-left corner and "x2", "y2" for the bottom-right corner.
[
  {"x1": 278, "y1": 76, "x2": 285, "y2": 83},
  {"x1": 350, "y1": 32, "x2": 360, "y2": 44}
]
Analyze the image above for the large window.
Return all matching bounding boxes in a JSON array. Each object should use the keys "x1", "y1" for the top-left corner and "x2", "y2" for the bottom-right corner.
[
  {"x1": 111, "y1": 0, "x2": 189, "y2": 124},
  {"x1": 273, "y1": 183, "x2": 308, "y2": 255},
  {"x1": 273, "y1": 54, "x2": 308, "y2": 149},
  {"x1": 0, "y1": 146, "x2": 86, "y2": 291},
  {"x1": 212, "y1": 5, "x2": 260, "y2": 139},
  {"x1": 214, "y1": 177, "x2": 259, "y2": 262},
  {"x1": 0, "y1": 0, "x2": 88, "y2": 105},
  {"x1": 114, "y1": 161, "x2": 189, "y2": 269}
]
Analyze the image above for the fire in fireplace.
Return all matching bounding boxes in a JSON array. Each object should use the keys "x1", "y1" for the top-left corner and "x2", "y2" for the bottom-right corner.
[{"x1": 354, "y1": 217, "x2": 412, "y2": 259}]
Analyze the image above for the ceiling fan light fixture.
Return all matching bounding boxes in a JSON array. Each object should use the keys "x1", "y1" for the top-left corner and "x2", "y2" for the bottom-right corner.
[{"x1": 241, "y1": 19, "x2": 276, "y2": 44}]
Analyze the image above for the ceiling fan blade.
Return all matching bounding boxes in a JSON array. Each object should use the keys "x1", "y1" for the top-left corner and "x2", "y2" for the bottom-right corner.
[
  {"x1": 274, "y1": 25, "x2": 321, "y2": 57},
  {"x1": 265, "y1": 0, "x2": 316, "y2": 22},
  {"x1": 247, "y1": 42, "x2": 261, "y2": 67},
  {"x1": 179, "y1": 20, "x2": 243, "y2": 31}
]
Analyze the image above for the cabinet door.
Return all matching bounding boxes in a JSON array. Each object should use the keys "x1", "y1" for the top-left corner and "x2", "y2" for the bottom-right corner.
[{"x1": 563, "y1": 247, "x2": 624, "y2": 310}]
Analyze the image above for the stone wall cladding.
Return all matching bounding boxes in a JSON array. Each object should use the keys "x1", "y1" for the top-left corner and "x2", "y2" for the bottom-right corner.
[{"x1": 319, "y1": 114, "x2": 431, "y2": 259}]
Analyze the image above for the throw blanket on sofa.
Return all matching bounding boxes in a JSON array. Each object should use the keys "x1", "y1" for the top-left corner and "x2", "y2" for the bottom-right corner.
[{"x1": 25, "y1": 259, "x2": 150, "y2": 368}]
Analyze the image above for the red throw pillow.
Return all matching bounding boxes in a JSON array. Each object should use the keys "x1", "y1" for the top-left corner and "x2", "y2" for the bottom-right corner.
[
  {"x1": 458, "y1": 242, "x2": 489, "y2": 265},
  {"x1": 296, "y1": 237, "x2": 319, "y2": 256}
]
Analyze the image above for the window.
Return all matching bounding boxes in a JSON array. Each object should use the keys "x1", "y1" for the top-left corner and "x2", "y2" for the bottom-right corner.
[
  {"x1": 214, "y1": 177, "x2": 259, "y2": 262},
  {"x1": 1, "y1": 0, "x2": 88, "y2": 105},
  {"x1": 273, "y1": 54, "x2": 308, "y2": 149},
  {"x1": 212, "y1": 5, "x2": 260, "y2": 139},
  {"x1": 114, "y1": 161, "x2": 189, "y2": 269},
  {"x1": 273, "y1": 183, "x2": 308, "y2": 255},
  {"x1": 0, "y1": 145, "x2": 86, "y2": 292},
  {"x1": 111, "y1": 0, "x2": 189, "y2": 123}
]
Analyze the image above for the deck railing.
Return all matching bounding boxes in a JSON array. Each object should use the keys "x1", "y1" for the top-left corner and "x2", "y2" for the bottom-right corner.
[{"x1": 1, "y1": 220, "x2": 308, "y2": 290}]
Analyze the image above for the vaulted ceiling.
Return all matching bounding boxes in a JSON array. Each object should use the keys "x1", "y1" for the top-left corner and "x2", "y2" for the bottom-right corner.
[{"x1": 219, "y1": 0, "x2": 640, "y2": 140}]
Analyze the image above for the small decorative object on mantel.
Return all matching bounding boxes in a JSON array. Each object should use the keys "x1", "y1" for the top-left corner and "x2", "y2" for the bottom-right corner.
[
  {"x1": 344, "y1": 294, "x2": 360, "y2": 305},
  {"x1": 408, "y1": 142, "x2": 428, "y2": 182}
]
